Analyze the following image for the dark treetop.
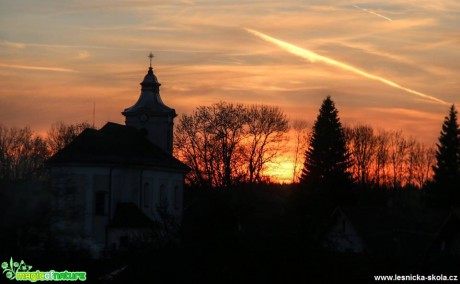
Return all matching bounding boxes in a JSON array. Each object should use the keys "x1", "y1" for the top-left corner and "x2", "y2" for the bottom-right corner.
[
  {"x1": 433, "y1": 104, "x2": 460, "y2": 197},
  {"x1": 300, "y1": 96, "x2": 352, "y2": 189}
]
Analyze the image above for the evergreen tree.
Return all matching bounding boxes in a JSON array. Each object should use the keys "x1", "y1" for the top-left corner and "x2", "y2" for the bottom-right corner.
[
  {"x1": 300, "y1": 96, "x2": 352, "y2": 194},
  {"x1": 433, "y1": 104, "x2": 460, "y2": 202}
]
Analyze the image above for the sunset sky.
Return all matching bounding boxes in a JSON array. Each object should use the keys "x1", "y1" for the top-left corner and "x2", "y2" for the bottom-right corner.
[{"x1": 1, "y1": 1, "x2": 459, "y2": 180}]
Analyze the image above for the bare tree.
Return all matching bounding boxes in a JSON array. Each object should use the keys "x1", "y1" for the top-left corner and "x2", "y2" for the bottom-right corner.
[
  {"x1": 0, "y1": 125, "x2": 49, "y2": 181},
  {"x1": 344, "y1": 127, "x2": 435, "y2": 189},
  {"x1": 211, "y1": 102, "x2": 247, "y2": 187},
  {"x1": 405, "y1": 136, "x2": 417, "y2": 186},
  {"x1": 174, "y1": 102, "x2": 247, "y2": 188},
  {"x1": 388, "y1": 131, "x2": 410, "y2": 188},
  {"x1": 346, "y1": 125, "x2": 377, "y2": 185},
  {"x1": 174, "y1": 102, "x2": 289, "y2": 188},
  {"x1": 244, "y1": 105, "x2": 289, "y2": 183},
  {"x1": 407, "y1": 142, "x2": 436, "y2": 188},
  {"x1": 291, "y1": 120, "x2": 310, "y2": 183},
  {"x1": 47, "y1": 121, "x2": 92, "y2": 155},
  {"x1": 174, "y1": 110, "x2": 217, "y2": 188},
  {"x1": 374, "y1": 129, "x2": 390, "y2": 187}
]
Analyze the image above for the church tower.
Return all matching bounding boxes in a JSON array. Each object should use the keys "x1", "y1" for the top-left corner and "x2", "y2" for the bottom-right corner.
[{"x1": 122, "y1": 54, "x2": 176, "y2": 154}]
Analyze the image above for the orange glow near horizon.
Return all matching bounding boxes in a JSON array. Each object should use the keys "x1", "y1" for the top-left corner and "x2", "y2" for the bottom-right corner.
[{"x1": 265, "y1": 160, "x2": 296, "y2": 184}]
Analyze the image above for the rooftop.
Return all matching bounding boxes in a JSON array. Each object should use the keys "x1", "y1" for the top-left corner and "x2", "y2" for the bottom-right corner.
[{"x1": 47, "y1": 122, "x2": 189, "y2": 171}]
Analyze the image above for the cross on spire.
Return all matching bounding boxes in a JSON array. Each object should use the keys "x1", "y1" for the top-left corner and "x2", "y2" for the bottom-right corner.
[{"x1": 148, "y1": 52, "x2": 154, "y2": 68}]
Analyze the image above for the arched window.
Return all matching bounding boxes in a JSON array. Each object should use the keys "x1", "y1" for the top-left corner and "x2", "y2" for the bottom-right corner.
[
  {"x1": 174, "y1": 185, "x2": 180, "y2": 210},
  {"x1": 143, "y1": 182, "x2": 150, "y2": 208},
  {"x1": 95, "y1": 191, "x2": 107, "y2": 216},
  {"x1": 159, "y1": 184, "x2": 167, "y2": 209}
]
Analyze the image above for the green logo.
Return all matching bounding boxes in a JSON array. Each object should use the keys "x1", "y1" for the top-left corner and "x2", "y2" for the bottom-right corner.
[
  {"x1": 2, "y1": 258, "x2": 86, "y2": 282},
  {"x1": 2, "y1": 258, "x2": 32, "y2": 280}
]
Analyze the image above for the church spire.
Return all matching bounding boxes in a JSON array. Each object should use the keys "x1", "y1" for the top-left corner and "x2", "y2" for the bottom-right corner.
[
  {"x1": 148, "y1": 52, "x2": 154, "y2": 68},
  {"x1": 122, "y1": 54, "x2": 177, "y2": 154}
]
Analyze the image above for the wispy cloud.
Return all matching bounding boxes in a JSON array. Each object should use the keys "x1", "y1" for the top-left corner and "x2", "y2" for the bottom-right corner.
[
  {"x1": 78, "y1": 51, "x2": 90, "y2": 59},
  {"x1": 318, "y1": 39, "x2": 414, "y2": 65},
  {"x1": 367, "y1": 107, "x2": 441, "y2": 120},
  {"x1": 245, "y1": 28, "x2": 449, "y2": 106},
  {"x1": 0, "y1": 40, "x2": 145, "y2": 51},
  {"x1": 352, "y1": 5, "x2": 392, "y2": 21},
  {"x1": 1, "y1": 41, "x2": 27, "y2": 49},
  {"x1": 139, "y1": 26, "x2": 183, "y2": 31},
  {"x1": 0, "y1": 63, "x2": 78, "y2": 73}
]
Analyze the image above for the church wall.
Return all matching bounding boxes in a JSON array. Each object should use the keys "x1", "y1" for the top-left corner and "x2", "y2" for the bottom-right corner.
[
  {"x1": 140, "y1": 170, "x2": 184, "y2": 222},
  {"x1": 51, "y1": 167, "x2": 109, "y2": 229},
  {"x1": 51, "y1": 165, "x2": 185, "y2": 253}
]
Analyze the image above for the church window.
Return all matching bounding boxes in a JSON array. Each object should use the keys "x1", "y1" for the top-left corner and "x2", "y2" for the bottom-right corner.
[
  {"x1": 174, "y1": 185, "x2": 180, "y2": 210},
  {"x1": 143, "y1": 182, "x2": 150, "y2": 208},
  {"x1": 159, "y1": 184, "x2": 167, "y2": 208},
  {"x1": 95, "y1": 191, "x2": 107, "y2": 216}
]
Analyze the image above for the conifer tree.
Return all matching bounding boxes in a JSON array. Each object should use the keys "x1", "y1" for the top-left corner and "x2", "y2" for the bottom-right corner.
[
  {"x1": 300, "y1": 96, "x2": 352, "y2": 192},
  {"x1": 433, "y1": 104, "x2": 460, "y2": 201}
]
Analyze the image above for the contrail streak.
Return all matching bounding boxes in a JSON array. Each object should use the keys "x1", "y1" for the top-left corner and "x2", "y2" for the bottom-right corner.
[
  {"x1": 353, "y1": 5, "x2": 392, "y2": 21},
  {"x1": 245, "y1": 29, "x2": 449, "y2": 106},
  {"x1": 0, "y1": 63, "x2": 78, "y2": 73}
]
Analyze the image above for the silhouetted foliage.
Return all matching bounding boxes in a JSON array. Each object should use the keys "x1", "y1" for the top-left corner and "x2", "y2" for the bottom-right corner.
[
  {"x1": 174, "y1": 102, "x2": 247, "y2": 188},
  {"x1": 245, "y1": 105, "x2": 289, "y2": 183},
  {"x1": 0, "y1": 125, "x2": 49, "y2": 181},
  {"x1": 47, "y1": 121, "x2": 92, "y2": 155},
  {"x1": 344, "y1": 125, "x2": 435, "y2": 189},
  {"x1": 407, "y1": 140, "x2": 436, "y2": 188},
  {"x1": 291, "y1": 120, "x2": 311, "y2": 183},
  {"x1": 345, "y1": 125, "x2": 376, "y2": 185},
  {"x1": 299, "y1": 96, "x2": 352, "y2": 198},
  {"x1": 174, "y1": 102, "x2": 289, "y2": 188},
  {"x1": 433, "y1": 105, "x2": 460, "y2": 203}
]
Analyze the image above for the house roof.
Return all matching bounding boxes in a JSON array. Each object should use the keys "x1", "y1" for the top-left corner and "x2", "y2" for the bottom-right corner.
[
  {"x1": 427, "y1": 208, "x2": 460, "y2": 252},
  {"x1": 47, "y1": 122, "x2": 189, "y2": 172},
  {"x1": 325, "y1": 205, "x2": 450, "y2": 259}
]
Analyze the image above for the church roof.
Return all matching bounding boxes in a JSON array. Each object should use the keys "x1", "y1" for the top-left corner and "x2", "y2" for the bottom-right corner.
[{"x1": 47, "y1": 122, "x2": 189, "y2": 172}]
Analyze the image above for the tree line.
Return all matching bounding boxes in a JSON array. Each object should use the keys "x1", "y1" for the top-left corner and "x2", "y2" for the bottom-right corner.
[
  {"x1": 174, "y1": 99, "x2": 448, "y2": 191},
  {"x1": 344, "y1": 126, "x2": 436, "y2": 189},
  {"x1": 1, "y1": 99, "x2": 457, "y2": 195},
  {"x1": 0, "y1": 121, "x2": 91, "y2": 181},
  {"x1": 296, "y1": 96, "x2": 459, "y2": 207}
]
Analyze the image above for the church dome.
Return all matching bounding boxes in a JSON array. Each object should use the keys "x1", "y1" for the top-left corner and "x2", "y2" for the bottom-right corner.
[
  {"x1": 141, "y1": 67, "x2": 160, "y2": 88},
  {"x1": 122, "y1": 65, "x2": 175, "y2": 115}
]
